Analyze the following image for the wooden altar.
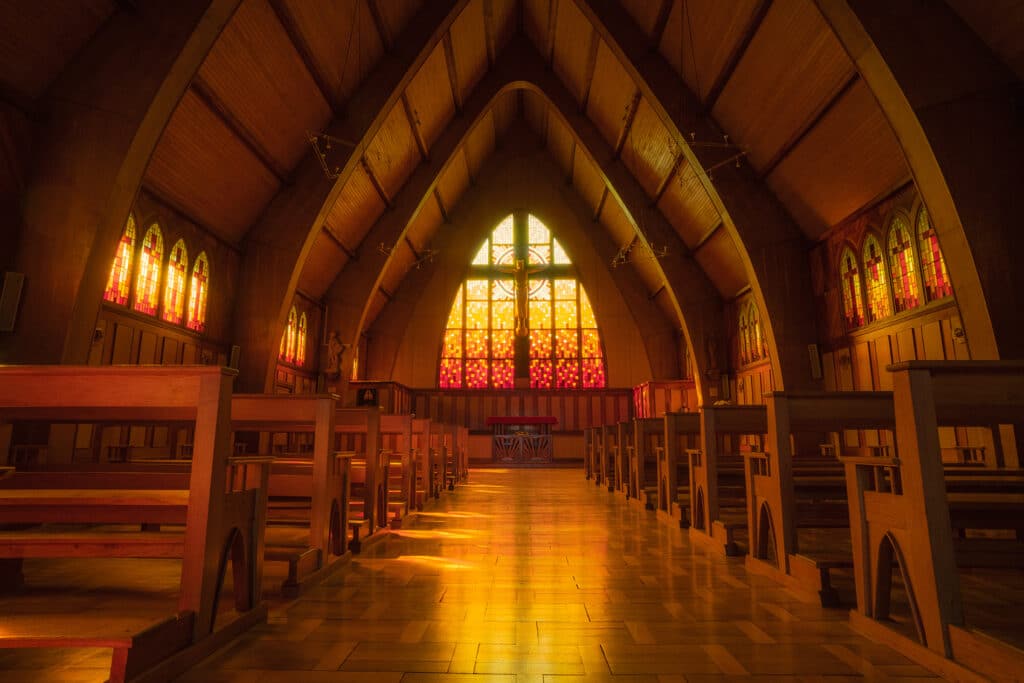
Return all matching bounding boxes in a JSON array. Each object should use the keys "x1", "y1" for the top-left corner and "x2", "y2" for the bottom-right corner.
[{"x1": 485, "y1": 416, "x2": 557, "y2": 464}]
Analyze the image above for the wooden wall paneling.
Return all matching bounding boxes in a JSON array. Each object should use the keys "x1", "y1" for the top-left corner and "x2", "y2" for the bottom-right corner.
[
  {"x1": 362, "y1": 290, "x2": 388, "y2": 331},
  {"x1": 405, "y1": 194, "x2": 444, "y2": 255},
  {"x1": 895, "y1": 327, "x2": 917, "y2": 362},
  {"x1": 921, "y1": 320, "x2": 945, "y2": 360},
  {"x1": 379, "y1": 241, "x2": 418, "y2": 297},
  {"x1": 551, "y1": 0, "x2": 591, "y2": 101},
  {"x1": 656, "y1": 161, "x2": 720, "y2": 248},
  {"x1": 545, "y1": 114, "x2": 575, "y2": 175},
  {"x1": 404, "y1": 43, "x2": 456, "y2": 151},
  {"x1": 584, "y1": 42, "x2": 635, "y2": 147},
  {"x1": 138, "y1": 331, "x2": 158, "y2": 364},
  {"x1": 88, "y1": 319, "x2": 107, "y2": 365},
  {"x1": 111, "y1": 324, "x2": 133, "y2": 364},
  {"x1": 571, "y1": 150, "x2": 605, "y2": 216},
  {"x1": 450, "y1": 0, "x2": 488, "y2": 102},
  {"x1": 619, "y1": 0, "x2": 663, "y2": 36},
  {"x1": 373, "y1": 0, "x2": 421, "y2": 44},
  {"x1": 621, "y1": 98, "x2": 678, "y2": 197},
  {"x1": 363, "y1": 101, "x2": 421, "y2": 200},
  {"x1": 765, "y1": 79, "x2": 909, "y2": 239},
  {"x1": 853, "y1": 340, "x2": 872, "y2": 389},
  {"x1": 324, "y1": 163, "x2": 388, "y2": 247},
  {"x1": 821, "y1": 351, "x2": 836, "y2": 391},
  {"x1": 464, "y1": 112, "x2": 496, "y2": 175},
  {"x1": 489, "y1": 0, "x2": 517, "y2": 55},
  {"x1": 712, "y1": 0, "x2": 853, "y2": 171},
  {"x1": 631, "y1": 252, "x2": 665, "y2": 295},
  {"x1": 523, "y1": 0, "x2": 551, "y2": 55},
  {"x1": 436, "y1": 150, "x2": 471, "y2": 216},
  {"x1": 657, "y1": 0, "x2": 762, "y2": 102},
  {"x1": 692, "y1": 228, "x2": 747, "y2": 297},
  {"x1": 161, "y1": 337, "x2": 179, "y2": 365}
]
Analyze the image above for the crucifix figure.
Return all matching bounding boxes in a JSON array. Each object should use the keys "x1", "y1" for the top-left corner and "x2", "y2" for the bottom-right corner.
[{"x1": 495, "y1": 257, "x2": 549, "y2": 338}]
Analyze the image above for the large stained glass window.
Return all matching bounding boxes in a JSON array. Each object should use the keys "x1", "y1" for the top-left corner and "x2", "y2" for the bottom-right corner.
[
  {"x1": 916, "y1": 206, "x2": 953, "y2": 301},
  {"x1": 134, "y1": 224, "x2": 164, "y2": 316},
  {"x1": 839, "y1": 246, "x2": 865, "y2": 329},
  {"x1": 862, "y1": 234, "x2": 892, "y2": 323},
  {"x1": 887, "y1": 215, "x2": 920, "y2": 313},
  {"x1": 439, "y1": 214, "x2": 606, "y2": 389},
  {"x1": 162, "y1": 239, "x2": 188, "y2": 325},
  {"x1": 187, "y1": 252, "x2": 209, "y2": 333},
  {"x1": 104, "y1": 214, "x2": 136, "y2": 305}
]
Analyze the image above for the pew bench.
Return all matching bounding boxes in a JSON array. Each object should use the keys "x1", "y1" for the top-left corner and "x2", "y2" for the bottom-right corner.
[{"x1": 789, "y1": 552, "x2": 854, "y2": 608}]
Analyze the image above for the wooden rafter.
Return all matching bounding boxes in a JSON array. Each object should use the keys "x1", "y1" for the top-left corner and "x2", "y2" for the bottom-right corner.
[
  {"x1": 579, "y1": 28, "x2": 601, "y2": 111},
  {"x1": 703, "y1": 0, "x2": 773, "y2": 112},
  {"x1": 612, "y1": 90, "x2": 642, "y2": 159},
  {"x1": 650, "y1": 0, "x2": 675, "y2": 48},
  {"x1": 652, "y1": 154, "x2": 685, "y2": 205},
  {"x1": 483, "y1": 0, "x2": 496, "y2": 67},
  {"x1": 361, "y1": 156, "x2": 391, "y2": 207},
  {"x1": 759, "y1": 71, "x2": 860, "y2": 179},
  {"x1": 434, "y1": 187, "x2": 450, "y2": 222},
  {"x1": 404, "y1": 236, "x2": 421, "y2": 260},
  {"x1": 267, "y1": 0, "x2": 341, "y2": 116},
  {"x1": 401, "y1": 93, "x2": 430, "y2": 161},
  {"x1": 321, "y1": 226, "x2": 358, "y2": 261},
  {"x1": 692, "y1": 219, "x2": 723, "y2": 253},
  {"x1": 566, "y1": 140, "x2": 576, "y2": 184},
  {"x1": 463, "y1": 147, "x2": 476, "y2": 186},
  {"x1": 545, "y1": 0, "x2": 560, "y2": 67},
  {"x1": 378, "y1": 286, "x2": 393, "y2": 301},
  {"x1": 649, "y1": 284, "x2": 666, "y2": 301},
  {"x1": 443, "y1": 32, "x2": 463, "y2": 113},
  {"x1": 190, "y1": 77, "x2": 289, "y2": 184},
  {"x1": 594, "y1": 186, "x2": 608, "y2": 221},
  {"x1": 366, "y1": 0, "x2": 392, "y2": 52}
]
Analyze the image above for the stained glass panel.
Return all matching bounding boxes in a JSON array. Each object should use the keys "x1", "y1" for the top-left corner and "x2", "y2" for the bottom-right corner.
[
  {"x1": 134, "y1": 224, "x2": 163, "y2": 316},
  {"x1": 528, "y1": 245, "x2": 550, "y2": 265},
  {"x1": 888, "y1": 215, "x2": 920, "y2": 313},
  {"x1": 466, "y1": 279, "x2": 488, "y2": 300},
  {"x1": 491, "y1": 360, "x2": 514, "y2": 389},
  {"x1": 465, "y1": 359, "x2": 488, "y2": 388},
  {"x1": 492, "y1": 280, "x2": 514, "y2": 300},
  {"x1": 530, "y1": 328, "x2": 552, "y2": 357},
  {"x1": 556, "y1": 329, "x2": 578, "y2": 358},
  {"x1": 446, "y1": 287, "x2": 463, "y2": 327},
  {"x1": 529, "y1": 278, "x2": 551, "y2": 300},
  {"x1": 582, "y1": 358, "x2": 605, "y2": 388},
  {"x1": 556, "y1": 359, "x2": 579, "y2": 388},
  {"x1": 839, "y1": 247, "x2": 865, "y2": 328},
  {"x1": 472, "y1": 241, "x2": 489, "y2": 265},
  {"x1": 186, "y1": 252, "x2": 209, "y2": 332},
  {"x1": 493, "y1": 215, "x2": 514, "y2": 244},
  {"x1": 555, "y1": 301, "x2": 576, "y2": 329},
  {"x1": 529, "y1": 300, "x2": 551, "y2": 329},
  {"x1": 162, "y1": 240, "x2": 188, "y2": 325},
  {"x1": 439, "y1": 358, "x2": 462, "y2": 388},
  {"x1": 491, "y1": 301, "x2": 514, "y2": 329},
  {"x1": 443, "y1": 330, "x2": 462, "y2": 356},
  {"x1": 466, "y1": 330, "x2": 488, "y2": 357},
  {"x1": 466, "y1": 302, "x2": 488, "y2": 329},
  {"x1": 491, "y1": 330, "x2": 514, "y2": 357},
  {"x1": 104, "y1": 215, "x2": 135, "y2": 305},
  {"x1": 863, "y1": 235, "x2": 892, "y2": 321},
  {"x1": 554, "y1": 280, "x2": 576, "y2": 299},
  {"x1": 530, "y1": 360, "x2": 553, "y2": 389},
  {"x1": 552, "y1": 239, "x2": 570, "y2": 265},
  {"x1": 528, "y1": 215, "x2": 550, "y2": 245},
  {"x1": 579, "y1": 290, "x2": 597, "y2": 328},
  {"x1": 581, "y1": 329, "x2": 601, "y2": 357},
  {"x1": 296, "y1": 313, "x2": 308, "y2": 366},
  {"x1": 916, "y1": 207, "x2": 953, "y2": 301}
]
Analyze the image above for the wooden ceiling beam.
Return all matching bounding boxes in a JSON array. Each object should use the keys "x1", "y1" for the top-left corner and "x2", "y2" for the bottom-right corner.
[
  {"x1": 578, "y1": 28, "x2": 601, "y2": 112},
  {"x1": 321, "y1": 226, "x2": 358, "y2": 260},
  {"x1": 190, "y1": 77, "x2": 289, "y2": 184},
  {"x1": 434, "y1": 187, "x2": 450, "y2": 222},
  {"x1": 404, "y1": 236, "x2": 421, "y2": 260},
  {"x1": 691, "y1": 219, "x2": 723, "y2": 253},
  {"x1": 267, "y1": 0, "x2": 342, "y2": 116},
  {"x1": 566, "y1": 140, "x2": 576, "y2": 184},
  {"x1": 361, "y1": 156, "x2": 391, "y2": 207},
  {"x1": 545, "y1": 0, "x2": 560, "y2": 67},
  {"x1": 650, "y1": 0, "x2": 674, "y2": 49},
  {"x1": 649, "y1": 284, "x2": 666, "y2": 301},
  {"x1": 594, "y1": 187, "x2": 608, "y2": 221},
  {"x1": 652, "y1": 154, "x2": 684, "y2": 205},
  {"x1": 483, "y1": 0, "x2": 496, "y2": 67},
  {"x1": 378, "y1": 286, "x2": 393, "y2": 301},
  {"x1": 758, "y1": 71, "x2": 859, "y2": 179},
  {"x1": 443, "y1": 32, "x2": 464, "y2": 114},
  {"x1": 702, "y1": 0, "x2": 772, "y2": 112},
  {"x1": 463, "y1": 147, "x2": 476, "y2": 186},
  {"x1": 401, "y1": 93, "x2": 430, "y2": 161},
  {"x1": 366, "y1": 0, "x2": 393, "y2": 52},
  {"x1": 612, "y1": 90, "x2": 642, "y2": 159}
]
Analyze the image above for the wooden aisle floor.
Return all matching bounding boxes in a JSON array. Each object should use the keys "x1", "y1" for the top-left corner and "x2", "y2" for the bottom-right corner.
[{"x1": 179, "y1": 468, "x2": 936, "y2": 682}]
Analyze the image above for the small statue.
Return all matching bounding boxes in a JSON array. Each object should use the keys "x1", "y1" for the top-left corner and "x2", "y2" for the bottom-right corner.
[{"x1": 325, "y1": 331, "x2": 349, "y2": 379}]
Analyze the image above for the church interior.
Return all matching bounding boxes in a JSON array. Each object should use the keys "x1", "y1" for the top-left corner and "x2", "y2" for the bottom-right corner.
[{"x1": 1, "y1": 0, "x2": 1022, "y2": 680}]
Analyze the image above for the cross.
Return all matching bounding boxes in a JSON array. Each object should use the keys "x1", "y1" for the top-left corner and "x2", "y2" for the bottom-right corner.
[{"x1": 493, "y1": 257, "x2": 550, "y2": 337}]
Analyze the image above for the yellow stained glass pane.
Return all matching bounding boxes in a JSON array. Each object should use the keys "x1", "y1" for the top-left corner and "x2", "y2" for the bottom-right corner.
[
  {"x1": 530, "y1": 328, "x2": 552, "y2": 357},
  {"x1": 491, "y1": 360, "x2": 514, "y2": 389},
  {"x1": 579, "y1": 288, "x2": 597, "y2": 327},
  {"x1": 491, "y1": 329, "x2": 514, "y2": 357},
  {"x1": 446, "y1": 286, "x2": 463, "y2": 327},
  {"x1": 439, "y1": 358, "x2": 461, "y2": 388},
  {"x1": 528, "y1": 245, "x2": 550, "y2": 265},
  {"x1": 466, "y1": 301, "x2": 488, "y2": 329},
  {"x1": 466, "y1": 279, "x2": 488, "y2": 300},
  {"x1": 529, "y1": 300, "x2": 551, "y2": 329},
  {"x1": 466, "y1": 330, "x2": 488, "y2": 357},
  {"x1": 493, "y1": 245, "x2": 515, "y2": 265},
  {"x1": 491, "y1": 301, "x2": 514, "y2": 329},
  {"x1": 554, "y1": 280, "x2": 576, "y2": 299},
  {"x1": 443, "y1": 330, "x2": 462, "y2": 357},
  {"x1": 528, "y1": 214, "x2": 550, "y2": 245},
  {"x1": 555, "y1": 301, "x2": 576, "y2": 329},
  {"x1": 556, "y1": 329, "x2": 577, "y2": 358},
  {"x1": 581, "y1": 329, "x2": 601, "y2": 357},
  {"x1": 472, "y1": 240, "x2": 490, "y2": 265},
  {"x1": 530, "y1": 279, "x2": 551, "y2": 300},
  {"x1": 552, "y1": 238, "x2": 570, "y2": 265},
  {"x1": 493, "y1": 215, "x2": 514, "y2": 244},
  {"x1": 492, "y1": 279, "x2": 514, "y2": 300},
  {"x1": 465, "y1": 360, "x2": 488, "y2": 389}
]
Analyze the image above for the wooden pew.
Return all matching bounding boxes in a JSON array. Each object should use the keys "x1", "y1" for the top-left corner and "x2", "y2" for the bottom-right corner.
[
  {"x1": 456, "y1": 425, "x2": 470, "y2": 483},
  {"x1": 380, "y1": 414, "x2": 414, "y2": 528},
  {"x1": 443, "y1": 422, "x2": 459, "y2": 491},
  {"x1": 429, "y1": 421, "x2": 448, "y2": 498},
  {"x1": 656, "y1": 412, "x2": 700, "y2": 526},
  {"x1": 690, "y1": 404, "x2": 767, "y2": 556},
  {"x1": 583, "y1": 426, "x2": 595, "y2": 481},
  {"x1": 230, "y1": 393, "x2": 349, "y2": 595},
  {"x1": 627, "y1": 417, "x2": 663, "y2": 508},
  {"x1": 843, "y1": 361, "x2": 1024, "y2": 681},
  {"x1": 334, "y1": 407, "x2": 383, "y2": 552},
  {"x1": 411, "y1": 418, "x2": 432, "y2": 508},
  {"x1": 0, "y1": 365, "x2": 266, "y2": 683},
  {"x1": 613, "y1": 420, "x2": 633, "y2": 496}
]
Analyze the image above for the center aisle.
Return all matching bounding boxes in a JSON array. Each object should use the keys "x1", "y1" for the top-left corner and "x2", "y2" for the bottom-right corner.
[{"x1": 181, "y1": 468, "x2": 934, "y2": 681}]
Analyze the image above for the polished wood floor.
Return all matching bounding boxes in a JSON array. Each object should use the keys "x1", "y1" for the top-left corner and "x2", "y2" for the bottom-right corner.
[
  {"x1": 0, "y1": 468, "x2": 939, "y2": 681},
  {"x1": 182, "y1": 467, "x2": 935, "y2": 681}
]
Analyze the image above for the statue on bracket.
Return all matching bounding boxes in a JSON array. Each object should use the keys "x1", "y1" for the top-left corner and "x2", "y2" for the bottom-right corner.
[{"x1": 324, "y1": 330, "x2": 350, "y2": 380}]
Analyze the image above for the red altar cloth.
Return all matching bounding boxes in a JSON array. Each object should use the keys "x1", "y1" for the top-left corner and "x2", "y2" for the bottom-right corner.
[{"x1": 484, "y1": 416, "x2": 558, "y2": 425}]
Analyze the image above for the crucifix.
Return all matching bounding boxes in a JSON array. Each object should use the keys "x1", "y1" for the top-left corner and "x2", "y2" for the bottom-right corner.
[{"x1": 493, "y1": 256, "x2": 550, "y2": 338}]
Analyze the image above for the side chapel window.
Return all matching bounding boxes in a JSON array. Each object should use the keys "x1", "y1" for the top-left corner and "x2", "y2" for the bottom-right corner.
[
  {"x1": 162, "y1": 239, "x2": 188, "y2": 325},
  {"x1": 187, "y1": 252, "x2": 209, "y2": 332},
  {"x1": 279, "y1": 306, "x2": 298, "y2": 364},
  {"x1": 839, "y1": 246, "x2": 865, "y2": 329},
  {"x1": 296, "y1": 312, "x2": 308, "y2": 367},
  {"x1": 134, "y1": 224, "x2": 164, "y2": 316},
  {"x1": 887, "y1": 214, "x2": 920, "y2": 313},
  {"x1": 862, "y1": 234, "x2": 892, "y2": 322},
  {"x1": 104, "y1": 214, "x2": 136, "y2": 305},
  {"x1": 916, "y1": 206, "x2": 953, "y2": 301}
]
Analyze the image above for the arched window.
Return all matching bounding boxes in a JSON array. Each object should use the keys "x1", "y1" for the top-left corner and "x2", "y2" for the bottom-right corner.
[
  {"x1": 187, "y1": 252, "x2": 209, "y2": 332},
  {"x1": 916, "y1": 206, "x2": 953, "y2": 301},
  {"x1": 748, "y1": 302, "x2": 767, "y2": 360},
  {"x1": 162, "y1": 239, "x2": 188, "y2": 324},
  {"x1": 104, "y1": 214, "x2": 136, "y2": 305},
  {"x1": 279, "y1": 307, "x2": 298, "y2": 364},
  {"x1": 839, "y1": 246, "x2": 865, "y2": 329},
  {"x1": 886, "y1": 214, "x2": 920, "y2": 313},
  {"x1": 862, "y1": 234, "x2": 892, "y2": 322},
  {"x1": 134, "y1": 224, "x2": 164, "y2": 316},
  {"x1": 738, "y1": 309, "x2": 749, "y2": 365},
  {"x1": 296, "y1": 312, "x2": 308, "y2": 366},
  {"x1": 439, "y1": 213, "x2": 607, "y2": 389}
]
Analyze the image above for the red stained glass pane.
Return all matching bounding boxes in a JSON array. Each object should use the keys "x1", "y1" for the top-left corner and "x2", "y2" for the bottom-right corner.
[
  {"x1": 491, "y1": 329, "x2": 514, "y2": 358},
  {"x1": 582, "y1": 358, "x2": 606, "y2": 388},
  {"x1": 556, "y1": 329, "x2": 578, "y2": 358},
  {"x1": 186, "y1": 252, "x2": 208, "y2": 332},
  {"x1": 491, "y1": 360, "x2": 514, "y2": 389},
  {"x1": 581, "y1": 329, "x2": 601, "y2": 357},
  {"x1": 466, "y1": 330, "x2": 488, "y2": 357},
  {"x1": 888, "y1": 216, "x2": 920, "y2": 313},
  {"x1": 556, "y1": 359, "x2": 579, "y2": 388},
  {"x1": 862, "y1": 235, "x2": 892, "y2": 322},
  {"x1": 134, "y1": 224, "x2": 163, "y2": 316},
  {"x1": 465, "y1": 359, "x2": 488, "y2": 388},
  {"x1": 530, "y1": 328, "x2": 552, "y2": 358},
  {"x1": 104, "y1": 215, "x2": 135, "y2": 305},
  {"x1": 530, "y1": 360, "x2": 553, "y2": 389},
  {"x1": 439, "y1": 358, "x2": 462, "y2": 388},
  {"x1": 162, "y1": 240, "x2": 188, "y2": 325},
  {"x1": 917, "y1": 207, "x2": 953, "y2": 301},
  {"x1": 443, "y1": 330, "x2": 462, "y2": 356}
]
